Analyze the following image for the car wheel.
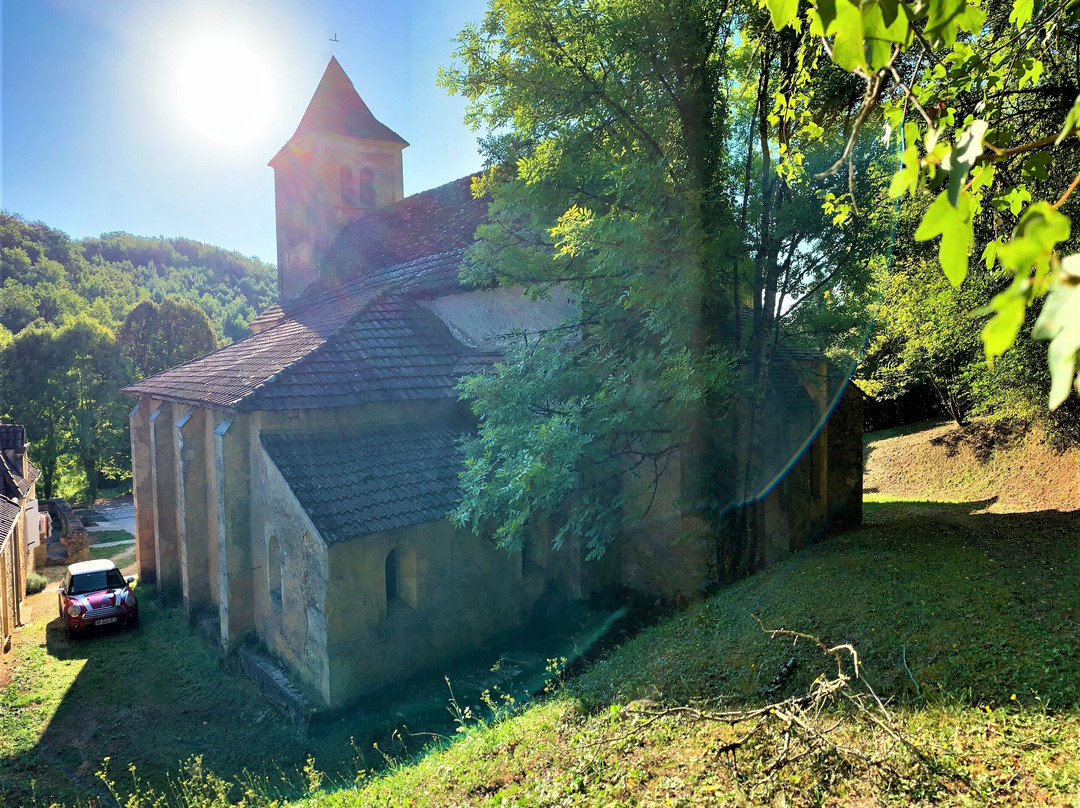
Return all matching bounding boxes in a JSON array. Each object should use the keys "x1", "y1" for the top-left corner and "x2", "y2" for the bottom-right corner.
[
  {"x1": 64, "y1": 620, "x2": 73, "y2": 641},
  {"x1": 130, "y1": 610, "x2": 140, "y2": 629}
]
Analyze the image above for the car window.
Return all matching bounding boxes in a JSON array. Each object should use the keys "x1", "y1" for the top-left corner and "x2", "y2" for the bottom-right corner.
[{"x1": 68, "y1": 569, "x2": 125, "y2": 595}]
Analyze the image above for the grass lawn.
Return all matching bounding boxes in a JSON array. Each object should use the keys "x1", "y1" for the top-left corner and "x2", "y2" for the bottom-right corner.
[
  {"x1": 293, "y1": 498, "x2": 1080, "y2": 808},
  {"x1": 4, "y1": 420, "x2": 1080, "y2": 806},
  {"x1": 0, "y1": 544, "x2": 362, "y2": 808},
  {"x1": 87, "y1": 529, "x2": 135, "y2": 545}
]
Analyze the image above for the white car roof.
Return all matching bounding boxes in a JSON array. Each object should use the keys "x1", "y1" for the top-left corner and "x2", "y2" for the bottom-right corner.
[{"x1": 66, "y1": 559, "x2": 118, "y2": 575}]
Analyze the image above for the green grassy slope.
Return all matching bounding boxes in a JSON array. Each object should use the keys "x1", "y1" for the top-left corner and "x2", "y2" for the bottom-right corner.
[{"x1": 283, "y1": 424, "x2": 1080, "y2": 807}]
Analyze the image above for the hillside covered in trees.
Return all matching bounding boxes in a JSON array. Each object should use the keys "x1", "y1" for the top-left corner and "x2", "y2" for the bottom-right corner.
[{"x1": 0, "y1": 213, "x2": 276, "y2": 499}]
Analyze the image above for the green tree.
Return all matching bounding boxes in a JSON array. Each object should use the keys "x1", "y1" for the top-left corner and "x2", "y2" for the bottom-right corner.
[
  {"x1": 764, "y1": 0, "x2": 1080, "y2": 411},
  {"x1": 119, "y1": 297, "x2": 218, "y2": 378},
  {"x1": 0, "y1": 325, "x2": 68, "y2": 497},
  {"x1": 441, "y1": 0, "x2": 879, "y2": 570},
  {"x1": 0, "y1": 318, "x2": 134, "y2": 499}
]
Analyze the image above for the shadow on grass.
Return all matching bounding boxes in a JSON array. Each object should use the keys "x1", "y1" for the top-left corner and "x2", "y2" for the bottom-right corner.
[
  {"x1": 3, "y1": 589, "x2": 629, "y2": 808},
  {"x1": 571, "y1": 500, "x2": 1080, "y2": 717},
  {"x1": 5, "y1": 500, "x2": 1078, "y2": 806}
]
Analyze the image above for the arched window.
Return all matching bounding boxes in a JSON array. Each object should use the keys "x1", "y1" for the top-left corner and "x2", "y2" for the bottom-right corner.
[
  {"x1": 268, "y1": 535, "x2": 282, "y2": 607},
  {"x1": 358, "y1": 167, "x2": 375, "y2": 207},
  {"x1": 385, "y1": 548, "x2": 398, "y2": 603},
  {"x1": 340, "y1": 166, "x2": 357, "y2": 207}
]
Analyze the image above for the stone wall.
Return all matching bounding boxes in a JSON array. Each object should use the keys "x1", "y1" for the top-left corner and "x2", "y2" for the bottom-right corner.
[
  {"x1": 323, "y1": 519, "x2": 581, "y2": 707},
  {"x1": 249, "y1": 427, "x2": 330, "y2": 703},
  {"x1": 826, "y1": 384, "x2": 865, "y2": 528},
  {"x1": 52, "y1": 499, "x2": 89, "y2": 564}
]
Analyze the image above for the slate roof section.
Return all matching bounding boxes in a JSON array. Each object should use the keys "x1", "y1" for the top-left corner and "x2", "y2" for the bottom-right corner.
[
  {"x1": 123, "y1": 177, "x2": 490, "y2": 411},
  {"x1": 321, "y1": 176, "x2": 486, "y2": 287},
  {"x1": 0, "y1": 425, "x2": 25, "y2": 451},
  {"x1": 270, "y1": 56, "x2": 407, "y2": 167},
  {"x1": 0, "y1": 498, "x2": 19, "y2": 549},
  {"x1": 261, "y1": 424, "x2": 464, "y2": 543},
  {"x1": 247, "y1": 297, "x2": 467, "y2": 411},
  {"x1": 1, "y1": 454, "x2": 30, "y2": 499}
]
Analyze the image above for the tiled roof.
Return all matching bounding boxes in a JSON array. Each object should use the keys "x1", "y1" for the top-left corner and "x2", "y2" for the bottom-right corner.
[
  {"x1": 270, "y1": 57, "x2": 406, "y2": 167},
  {"x1": 248, "y1": 304, "x2": 284, "y2": 333},
  {"x1": 246, "y1": 297, "x2": 468, "y2": 411},
  {"x1": 25, "y1": 459, "x2": 41, "y2": 484},
  {"x1": 0, "y1": 498, "x2": 19, "y2": 548},
  {"x1": 261, "y1": 424, "x2": 464, "y2": 543},
  {"x1": 122, "y1": 177, "x2": 490, "y2": 411},
  {"x1": 0, "y1": 453, "x2": 29, "y2": 499},
  {"x1": 0, "y1": 424, "x2": 25, "y2": 451},
  {"x1": 321, "y1": 176, "x2": 486, "y2": 287}
]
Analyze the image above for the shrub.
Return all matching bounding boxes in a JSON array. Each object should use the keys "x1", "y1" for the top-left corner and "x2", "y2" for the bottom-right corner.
[{"x1": 26, "y1": 571, "x2": 47, "y2": 595}]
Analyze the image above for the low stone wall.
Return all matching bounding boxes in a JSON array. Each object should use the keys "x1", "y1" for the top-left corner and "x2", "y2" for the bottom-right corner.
[
  {"x1": 237, "y1": 646, "x2": 319, "y2": 733},
  {"x1": 46, "y1": 500, "x2": 90, "y2": 565}
]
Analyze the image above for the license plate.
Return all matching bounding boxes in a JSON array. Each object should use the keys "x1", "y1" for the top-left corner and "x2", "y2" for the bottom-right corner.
[{"x1": 95, "y1": 617, "x2": 117, "y2": 625}]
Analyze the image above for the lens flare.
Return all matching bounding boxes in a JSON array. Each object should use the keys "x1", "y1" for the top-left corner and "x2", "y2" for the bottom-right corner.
[{"x1": 174, "y1": 29, "x2": 274, "y2": 149}]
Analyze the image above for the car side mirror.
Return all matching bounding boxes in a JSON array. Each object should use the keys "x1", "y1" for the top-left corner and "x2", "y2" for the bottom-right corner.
[
  {"x1": 125, "y1": 576, "x2": 136, "y2": 585},
  {"x1": 58, "y1": 584, "x2": 65, "y2": 594}
]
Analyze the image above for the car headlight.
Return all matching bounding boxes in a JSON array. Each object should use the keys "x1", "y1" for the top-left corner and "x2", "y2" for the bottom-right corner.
[{"x1": 66, "y1": 603, "x2": 81, "y2": 618}]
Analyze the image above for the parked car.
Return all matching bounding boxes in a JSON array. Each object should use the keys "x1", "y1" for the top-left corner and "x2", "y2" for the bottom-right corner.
[{"x1": 58, "y1": 559, "x2": 138, "y2": 639}]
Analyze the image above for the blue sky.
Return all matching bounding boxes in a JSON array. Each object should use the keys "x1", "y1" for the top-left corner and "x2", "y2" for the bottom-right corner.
[{"x1": 2, "y1": 0, "x2": 489, "y2": 264}]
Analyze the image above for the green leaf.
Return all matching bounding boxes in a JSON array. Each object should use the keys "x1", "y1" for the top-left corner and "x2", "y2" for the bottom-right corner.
[
  {"x1": 981, "y1": 286, "x2": 1027, "y2": 360},
  {"x1": 1009, "y1": 0, "x2": 1034, "y2": 31},
  {"x1": 925, "y1": 0, "x2": 967, "y2": 47},
  {"x1": 970, "y1": 164, "x2": 995, "y2": 193},
  {"x1": 889, "y1": 144, "x2": 920, "y2": 198},
  {"x1": 1018, "y1": 57, "x2": 1043, "y2": 89},
  {"x1": 810, "y1": 0, "x2": 841, "y2": 34},
  {"x1": 830, "y1": 0, "x2": 868, "y2": 71},
  {"x1": 992, "y1": 186, "x2": 1032, "y2": 216},
  {"x1": 766, "y1": 0, "x2": 800, "y2": 30},
  {"x1": 996, "y1": 202, "x2": 1071, "y2": 276},
  {"x1": 1056, "y1": 95, "x2": 1080, "y2": 145},
  {"x1": 915, "y1": 191, "x2": 974, "y2": 286},
  {"x1": 861, "y1": 0, "x2": 912, "y2": 69},
  {"x1": 1021, "y1": 152, "x2": 1053, "y2": 182},
  {"x1": 942, "y1": 120, "x2": 988, "y2": 206},
  {"x1": 1032, "y1": 275, "x2": 1080, "y2": 408}
]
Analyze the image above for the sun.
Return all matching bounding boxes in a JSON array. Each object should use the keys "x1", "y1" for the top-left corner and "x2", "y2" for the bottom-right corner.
[{"x1": 173, "y1": 30, "x2": 274, "y2": 149}]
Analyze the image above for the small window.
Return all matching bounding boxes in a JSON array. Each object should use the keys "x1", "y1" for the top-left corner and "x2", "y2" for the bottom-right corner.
[
  {"x1": 358, "y1": 167, "x2": 375, "y2": 207},
  {"x1": 340, "y1": 166, "x2": 357, "y2": 207},
  {"x1": 268, "y1": 535, "x2": 282, "y2": 607},
  {"x1": 385, "y1": 548, "x2": 398, "y2": 603}
]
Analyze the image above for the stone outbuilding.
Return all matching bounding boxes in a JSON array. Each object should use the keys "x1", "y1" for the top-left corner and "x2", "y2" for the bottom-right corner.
[
  {"x1": 1, "y1": 424, "x2": 42, "y2": 653},
  {"x1": 122, "y1": 58, "x2": 862, "y2": 708}
]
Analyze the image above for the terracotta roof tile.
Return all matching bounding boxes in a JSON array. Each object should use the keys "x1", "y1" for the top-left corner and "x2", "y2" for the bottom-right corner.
[{"x1": 261, "y1": 424, "x2": 463, "y2": 542}]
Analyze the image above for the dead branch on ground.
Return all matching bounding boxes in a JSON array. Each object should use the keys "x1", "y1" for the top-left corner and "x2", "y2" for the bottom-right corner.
[{"x1": 585, "y1": 619, "x2": 952, "y2": 800}]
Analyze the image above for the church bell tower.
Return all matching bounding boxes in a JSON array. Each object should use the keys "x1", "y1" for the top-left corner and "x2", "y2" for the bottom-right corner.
[{"x1": 269, "y1": 57, "x2": 408, "y2": 305}]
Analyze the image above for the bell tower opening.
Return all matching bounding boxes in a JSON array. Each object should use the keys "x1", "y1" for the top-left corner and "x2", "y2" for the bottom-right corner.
[{"x1": 269, "y1": 56, "x2": 408, "y2": 306}]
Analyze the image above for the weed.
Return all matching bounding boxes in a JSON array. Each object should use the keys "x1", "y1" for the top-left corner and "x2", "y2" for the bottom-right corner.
[{"x1": 25, "y1": 571, "x2": 47, "y2": 595}]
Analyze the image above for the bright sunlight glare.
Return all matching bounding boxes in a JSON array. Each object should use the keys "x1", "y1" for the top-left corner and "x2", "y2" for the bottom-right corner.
[{"x1": 173, "y1": 29, "x2": 274, "y2": 150}]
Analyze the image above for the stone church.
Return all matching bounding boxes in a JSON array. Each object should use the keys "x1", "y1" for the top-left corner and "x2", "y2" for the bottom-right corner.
[{"x1": 123, "y1": 57, "x2": 862, "y2": 708}]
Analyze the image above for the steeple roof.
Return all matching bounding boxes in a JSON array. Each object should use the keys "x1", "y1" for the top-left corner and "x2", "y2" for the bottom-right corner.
[{"x1": 270, "y1": 56, "x2": 407, "y2": 166}]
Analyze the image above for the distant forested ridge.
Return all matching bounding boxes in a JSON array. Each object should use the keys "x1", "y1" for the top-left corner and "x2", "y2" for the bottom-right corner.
[
  {"x1": 1, "y1": 214, "x2": 275, "y2": 341},
  {"x1": 0, "y1": 212, "x2": 277, "y2": 500}
]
